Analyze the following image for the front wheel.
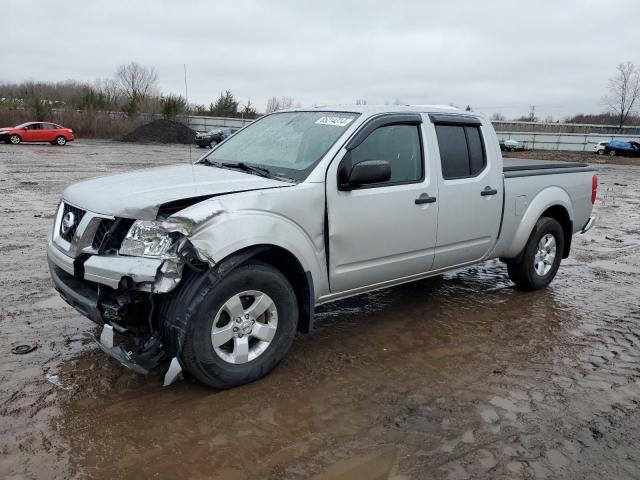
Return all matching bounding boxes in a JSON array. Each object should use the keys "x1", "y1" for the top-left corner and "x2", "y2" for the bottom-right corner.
[
  {"x1": 55, "y1": 136, "x2": 67, "y2": 146},
  {"x1": 180, "y1": 263, "x2": 299, "y2": 388},
  {"x1": 597, "y1": 149, "x2": 604, "y2": 155},
  {"x1": 609, "y1": 150, "x2": 616, "y2": 156},
  {"x1": 506, "y1": 217, "x2": 564, "y2": 290},
  {"x1": 9, "y1": 135, "x2": 21, "y2": 145}
]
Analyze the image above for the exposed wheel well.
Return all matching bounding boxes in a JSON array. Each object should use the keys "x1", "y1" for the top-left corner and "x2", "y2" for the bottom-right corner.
[
  {"x1": 541, "y1": 205, "x2": 572, "y2": 258},
  {"x1": 219, "y1": 245, "x2": 314, "y2": 334}
]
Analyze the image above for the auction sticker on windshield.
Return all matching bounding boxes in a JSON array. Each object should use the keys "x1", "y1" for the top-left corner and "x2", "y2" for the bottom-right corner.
[{"x1": 315, "y1": 116, "x2": 354, "y2": 127}]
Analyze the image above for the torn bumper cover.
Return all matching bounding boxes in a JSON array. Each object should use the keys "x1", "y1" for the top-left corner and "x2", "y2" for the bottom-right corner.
[{"x1": 88, "y1": 324, "x2": 182, "y2": 386}]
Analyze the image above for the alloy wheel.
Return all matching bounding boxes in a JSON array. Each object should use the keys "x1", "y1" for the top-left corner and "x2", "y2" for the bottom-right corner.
[
  {"x1": 211, "y1": 290, "x2": 278, "y2": 364},
  {"x1": 533, "y1": 233, "x2": 556, "y2": 276}
]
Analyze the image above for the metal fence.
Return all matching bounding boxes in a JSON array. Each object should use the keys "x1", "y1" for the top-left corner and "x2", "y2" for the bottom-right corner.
[
  {"x1": 495, "y1": 131, "x2": 640, "y2": 152},
  {"x1": 180, "y1": 115, "x2": 254, "y2": 132}
]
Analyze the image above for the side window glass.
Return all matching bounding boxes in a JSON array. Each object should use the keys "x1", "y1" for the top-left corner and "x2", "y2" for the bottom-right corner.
[
  {"x1": 435, "y1": 125, "x2": 469, "y2": 179},
  {"x1": 350, "y1": 124, "x2": 422, "y2": 184},
  {"x1": 435, "y1": 124, "x2": 486, "y2": 179},
  {"x1": 465, "y1": 126, "x2": 486, "y2": 175}
]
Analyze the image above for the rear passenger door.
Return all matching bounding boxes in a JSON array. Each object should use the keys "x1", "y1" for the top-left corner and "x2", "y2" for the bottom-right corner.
[
  {"x1": 42, "y1": 123, "x2": 58, "y2": 142},
  {"x1": 430, "y1": 115, "x2": 503, "y2": 270}
]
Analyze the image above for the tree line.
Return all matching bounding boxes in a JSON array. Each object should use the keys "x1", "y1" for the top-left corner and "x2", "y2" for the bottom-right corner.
[
  {"x1": 2, "y1": 60, "x2": 640, "y2": 134},
  {"x1": 0, "y1": 62, "x2": 276, "y2": 122}
]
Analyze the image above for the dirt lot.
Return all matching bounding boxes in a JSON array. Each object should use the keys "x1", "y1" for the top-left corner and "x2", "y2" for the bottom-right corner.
[{"x1": 1, "y1": 140, "x2": 640, "y2": 479}]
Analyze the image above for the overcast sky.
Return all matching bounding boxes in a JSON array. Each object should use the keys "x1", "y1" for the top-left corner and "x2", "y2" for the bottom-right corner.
[{"x1": 4, "y1": 0, "x2": 638, "y2": 119}]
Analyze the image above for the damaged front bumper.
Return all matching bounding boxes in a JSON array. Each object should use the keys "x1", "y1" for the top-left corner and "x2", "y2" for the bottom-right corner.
[
  {"x1": 48, "y1": 240, "x2": 187, "y2": 385},
  {"x1": 48, "y1": 236, "x2": 169, "y2": 293}
]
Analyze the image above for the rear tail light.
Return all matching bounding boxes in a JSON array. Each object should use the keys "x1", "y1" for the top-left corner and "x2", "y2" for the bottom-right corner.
[{"x1": 591, "y1": 174, "x2": 598, "y2": 204}]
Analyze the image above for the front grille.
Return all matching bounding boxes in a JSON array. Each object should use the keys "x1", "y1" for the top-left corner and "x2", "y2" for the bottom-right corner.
[
  {"x1": 59, "y1": 203, "x2": 86, "y2": 242},
  {"x1": 92, "y1": 219, "x2": 115, "y2": 250}
]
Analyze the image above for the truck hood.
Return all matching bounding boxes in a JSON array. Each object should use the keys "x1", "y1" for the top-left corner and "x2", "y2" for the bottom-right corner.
[{"x1": 62, "y1": 164, "x2": 292, "y2": 219}]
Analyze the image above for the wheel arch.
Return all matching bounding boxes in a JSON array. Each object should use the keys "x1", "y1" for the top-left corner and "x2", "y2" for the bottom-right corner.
[
  {"x1": 214, "y1": 244, "x2": 315, "y2": 334},
  {"x1": 540, "y1": 204, "x2": 572, "y2": 258},
  {"x1": 501, "y1": 186, "x2": 573, "y2": 260}
]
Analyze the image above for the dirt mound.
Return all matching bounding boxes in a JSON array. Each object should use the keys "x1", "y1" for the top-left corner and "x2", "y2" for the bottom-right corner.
[{"x1": 121, "y1": 119, "x2": 195, "y2": 144}]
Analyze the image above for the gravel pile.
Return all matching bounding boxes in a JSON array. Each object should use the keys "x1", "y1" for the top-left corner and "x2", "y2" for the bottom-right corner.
[{"x1": 121, "y1": 119, "x2": 195, "y2": 144}]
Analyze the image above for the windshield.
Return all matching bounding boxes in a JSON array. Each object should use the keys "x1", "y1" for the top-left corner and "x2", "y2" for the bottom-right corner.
[{"x1": 201, "y1": 111, "x2": 359, "y2": 181}]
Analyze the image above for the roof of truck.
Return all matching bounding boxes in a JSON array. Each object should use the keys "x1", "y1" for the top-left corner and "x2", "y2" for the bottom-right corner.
[{"x1": 288, "y1": 104, "x2": 479, "y2": 116}]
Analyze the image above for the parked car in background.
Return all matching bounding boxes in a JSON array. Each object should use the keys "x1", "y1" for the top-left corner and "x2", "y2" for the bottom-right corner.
[
  {"x1": 0, "y1": 122, "x2": 74, "y2": 145},
  {"x1": 603, "y1": 140, "x2": 640, "y2": 157},
  {"x1": 194, "y1": 128, "x2": 238, "y2": 148},
  {"x1": 593, "y1": 141, "x2": 609, "y2": 155},
  {"x1": 500, "y1": 139, "x2": 524, "y2": 152}
]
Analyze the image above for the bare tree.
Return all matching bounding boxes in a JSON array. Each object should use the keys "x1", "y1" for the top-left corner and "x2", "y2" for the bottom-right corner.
[
  {"x1": 265, "y1": 96, "x2": 295, "y2": 113},
  {"x1": 491, "y1": 112, "x2": 506, "y2": 121},
  {"x1": 603, "y1": 61, "x2": 640, "y2": 130},
  {"x1": 114, "y1": 62, "x2": 158, "y2": 116},
  {"x1": 355, "y1": 99, "x2": 367, "y2": 105}
]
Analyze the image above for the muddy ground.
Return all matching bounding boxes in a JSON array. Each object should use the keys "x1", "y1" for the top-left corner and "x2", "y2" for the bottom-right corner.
[{"x1": 1, "y1": 140, "x2": 639, "y2": 479}]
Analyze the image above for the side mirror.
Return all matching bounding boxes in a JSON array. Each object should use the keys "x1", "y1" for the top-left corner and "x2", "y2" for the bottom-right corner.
[
  {"x1": 342, "y1": 160, "x2": 391, "y2": 190},
  {"x1": 22, "y1": 127, "x2": 28, "y2": 130}
]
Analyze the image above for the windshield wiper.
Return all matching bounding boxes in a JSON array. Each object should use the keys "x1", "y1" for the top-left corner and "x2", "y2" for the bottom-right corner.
[
  {"x1": 220, "y1": 161, "x2": 272, "y2": 178},
  {"x1": 199, "y1": 157, "x2": 218, "y2": 167},
  {"x1": 199, "y1": 158, "x2": 295, "y2": 182}
]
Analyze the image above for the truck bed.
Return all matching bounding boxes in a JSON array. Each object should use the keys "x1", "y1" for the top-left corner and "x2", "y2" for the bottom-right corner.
[{"x1": 503, "y1": 158, "x2": 594, "y2": 177}]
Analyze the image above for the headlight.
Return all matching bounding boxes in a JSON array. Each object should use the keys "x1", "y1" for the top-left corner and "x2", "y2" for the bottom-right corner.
[{"x1": 119, "y1": 220, "x2": 181, "y2": 259}]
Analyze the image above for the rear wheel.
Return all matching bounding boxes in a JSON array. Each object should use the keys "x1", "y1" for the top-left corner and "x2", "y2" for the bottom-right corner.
[
  {"x1": 55, "y1": 136, "x2": 67, "y2": 146},
  {"x1": 9, "y1": 135, "x2": 21, "y2": 145},
  {"x1": 180, "y1": 263, "x2": 299, "y2": 388},
  {"x1": 609, "y1": 150, "x2": 616, "y2": 156},
  {"x1": 506, "y1": 217, "x2": 564, "y2": 290}
]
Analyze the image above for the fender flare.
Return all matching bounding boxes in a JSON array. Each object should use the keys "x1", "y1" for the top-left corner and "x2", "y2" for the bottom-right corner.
[{"x1": 502, "y1": 186, "x2": 573, "y2": 259}]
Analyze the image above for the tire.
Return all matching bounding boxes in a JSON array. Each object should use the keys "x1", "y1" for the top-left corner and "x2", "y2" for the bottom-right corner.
[
  {"x1": 55, "y1": 136, "x2": 67, "y2": 146},
  {"x1": 9, "y1": 135, "x2": 21, "y2": 145},
  {"x1": 180, "y1": 263, "x2": 299, "y2": 388},
  {"x1": 208, "y1": 141, "x2": 217, "y2": 149},
  {"x1": 197, "y1": 144, "x2": 206, "y2": 148},
  {"x1": 506, "y1": 217, "x2": 564, "y2": 291},
  {"x1": 597, "y1": 149, "x2": 604, "y2": 155},
  {"x1": 609, "y1": 150, "x2": 616, "y2": 156}
]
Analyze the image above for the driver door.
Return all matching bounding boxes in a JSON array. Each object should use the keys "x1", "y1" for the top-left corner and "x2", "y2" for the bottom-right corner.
[
  {"x1": 23, "y1": 123, "x2": 43, "y2": 141},
  {"x1": 326, "y1": 114, "x2": 439, "y2": 294}
]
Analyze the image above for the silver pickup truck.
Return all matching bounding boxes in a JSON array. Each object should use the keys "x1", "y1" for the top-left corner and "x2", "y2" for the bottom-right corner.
[{"x1": 47, "y1": 106, "x2": 597, "y2": 388}]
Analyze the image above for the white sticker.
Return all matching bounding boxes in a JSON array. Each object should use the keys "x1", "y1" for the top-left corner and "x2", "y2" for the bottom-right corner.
[{"x1": 315, "y1": 116, "x2": 353, "y2": 127}]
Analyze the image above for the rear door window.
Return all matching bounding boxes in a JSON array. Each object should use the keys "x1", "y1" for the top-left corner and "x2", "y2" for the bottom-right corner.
[{"x1": 435, "y1": 124, "x2": 486, "y2": 179}]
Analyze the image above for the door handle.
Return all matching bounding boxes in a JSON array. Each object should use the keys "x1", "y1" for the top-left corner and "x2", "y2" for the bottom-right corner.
[
  {"x1": 481, "y1": 186, "x2": 498, "y2": 196},
  {"x1": 415, "y1": 193, "x2": 437, "y2": 205}
]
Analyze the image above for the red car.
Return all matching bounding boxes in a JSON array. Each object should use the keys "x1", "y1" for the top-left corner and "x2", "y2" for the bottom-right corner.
[{"x1": 0, "y1": 121, "x2": 74, "y2": 146}]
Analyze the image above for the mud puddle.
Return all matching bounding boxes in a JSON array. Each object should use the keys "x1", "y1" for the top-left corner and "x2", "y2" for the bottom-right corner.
[{"x1": 1, "y1": 141, "x2": 640, "y2": 479}]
